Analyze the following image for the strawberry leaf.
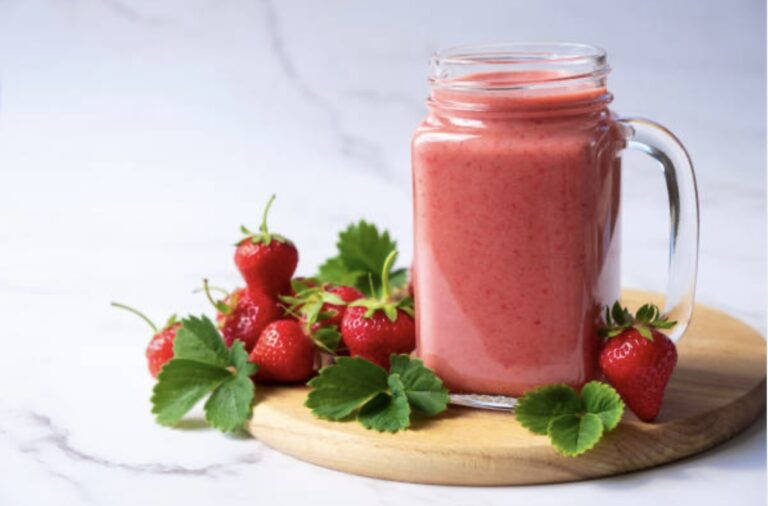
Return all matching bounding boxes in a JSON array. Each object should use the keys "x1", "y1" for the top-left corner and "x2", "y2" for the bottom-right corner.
[
  {"x1": 312, "y1": 327, "x2": 342, "y2": 353},
  {"x1": 515, "y1": 384, "x2": 582, "y2": 435},
  {"x1": 389, "y1": 268, "x2": 409, "y2": 291},
  {"x1": 229, "y1": 340, "x2": 258, "y2": 375},
  {"x1": 204, "y1": 372, "x2": 256, "y2": 432},
  {"x1": 515, "y1": 382, "x2": 624, "y2": 456},
  {"x1": 306, "y1": 355, "x2": 448, "y2": 431},
  {"x1": 306, "y1": 357, "x2": 389, "y2": 420},
  {"x1": 581, "y1": 381, "x2": 624, "y2": 431},
  {"x1": 152, "y1": 317, "x2": 257, "y2": 432},
  {"x1": 317, "y1": 257, "x2": 365, "y2": 288},
  {"x1": 547, "y1": 413, "x2": 604, "y2": 457},
  {"x1": 389, "y1": 354, "x2": 449, "y2": 416},
  {"x1": 357, "y1": 375, "x2": 411, "y2": 433},
  {"x1": 316, "y1": 221, "x2": 408, "y2": 297},
  {"x1": 172, "y1": 315, "x2": 230, "y2": 368},
  {"x1": 151, "y1": 360, "x2": 231, "y2": 426}
]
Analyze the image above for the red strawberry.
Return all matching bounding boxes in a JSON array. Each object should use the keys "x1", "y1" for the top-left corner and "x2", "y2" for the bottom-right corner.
[
  {"x1": 340, "y1": 250, "x2": 415, "y2": 369},
  {"x1": 235, "y1": 195, "x2": 298, "y2": 297},
  {"x1": 249, "y1": 320, "x2": 316, "y2": 383},
  {"x1": 599, "y1": 302, "x2": 678, "y2": 422},
  {"x1": 202, "y1": 281, "x2": 281, "y2": 352},
  {"x1": 145, "y1": 323, "x2": 181, "y2": 378},
  {"x1": 112, "y1": 302, "x2": 180, "y2": 378}
]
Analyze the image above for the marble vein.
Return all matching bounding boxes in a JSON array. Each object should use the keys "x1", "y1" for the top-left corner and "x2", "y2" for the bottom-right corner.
[
  {"x1": 258, "y1": 0, "x2": 392, "y2": 178},
  {"x1": 98, "y1": 0, "x2": 173, "y2": 26},
  {"x1": 6, "y1": 410, "x2": 262, "y2": 477}
]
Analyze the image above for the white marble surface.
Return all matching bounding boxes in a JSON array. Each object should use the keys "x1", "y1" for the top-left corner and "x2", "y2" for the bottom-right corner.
[{"x1": 0, "y1": 0, "x2": 765, "y2": 505}]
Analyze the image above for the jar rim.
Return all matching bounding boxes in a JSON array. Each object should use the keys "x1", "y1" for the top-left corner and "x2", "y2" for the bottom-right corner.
[{"x1": 430, "y1": 42, "x2": 609, "y2": 92}]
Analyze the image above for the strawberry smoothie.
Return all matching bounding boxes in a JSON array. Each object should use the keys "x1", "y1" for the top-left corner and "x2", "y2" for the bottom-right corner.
[{"x1": 412, "y1": 58, "x2": 624, "y2": 396}]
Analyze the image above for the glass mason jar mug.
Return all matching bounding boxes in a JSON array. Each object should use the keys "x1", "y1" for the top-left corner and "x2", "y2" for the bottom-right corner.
[{"x1": 411, "y1": 43, "x2": 699, "y2": 400}]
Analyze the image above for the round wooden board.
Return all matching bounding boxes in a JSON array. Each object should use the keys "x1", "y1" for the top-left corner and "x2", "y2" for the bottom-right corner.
[{"x1": 246, "y1": 291, "x2": 766, "y2": 485}]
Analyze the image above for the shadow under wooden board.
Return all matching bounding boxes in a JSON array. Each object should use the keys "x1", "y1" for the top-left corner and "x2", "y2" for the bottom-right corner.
[{"x1": 246, "y1": 290, "x2": 766, "y2": 485}]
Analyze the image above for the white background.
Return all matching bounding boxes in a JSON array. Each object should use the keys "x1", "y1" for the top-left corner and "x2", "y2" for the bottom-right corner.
[{"x1": 0, "y1": 1, "x2": 764, "y2": 505}]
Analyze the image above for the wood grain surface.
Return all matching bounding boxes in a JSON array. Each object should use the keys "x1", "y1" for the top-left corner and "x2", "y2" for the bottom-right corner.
[{"x1": 246, "y1": 291, "x2": 766, "y2": 485}]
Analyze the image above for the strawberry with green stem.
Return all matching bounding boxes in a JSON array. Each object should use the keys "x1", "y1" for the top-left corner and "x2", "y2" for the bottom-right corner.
[
  {"x1": 235, "y1": 195, "x2": 299, "y2": 298},
  {"x1": 341, "y1": 250, "x2": 416, "y2": 369},
  {"x1": 280, "y1": 280, "x2": 364, "y2": 330},
  {"x1": 200, "y1": 279, "x2": 281, "y2": 352},
  {"x1": 599, "y1": 302, "x2": 678, "y2": 422},
  {"x1": 111, "y1": 302, "x2": 180, "y2": 378},
  {"x1": 281, "y1": 279, "x2": 364, "y2": 354}
]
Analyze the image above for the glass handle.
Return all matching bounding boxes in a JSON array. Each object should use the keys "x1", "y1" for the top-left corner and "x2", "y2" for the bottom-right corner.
[{"x1": 619, "y1": 118, "x2": 700, "y2": 342}]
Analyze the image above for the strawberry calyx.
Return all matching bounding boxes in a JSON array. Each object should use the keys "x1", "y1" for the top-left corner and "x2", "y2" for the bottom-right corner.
[
  {"x1": 279, "y1": 278, "x2": 347, "y2": 353},
  {"x1": 237, "y1": 194, "x2": 289, "y2": 247},
  {"x1": 600, "y1": 301, "x2": 677, "y2": 341},
  {"x1": 162, "y1": 314, "x2": 179, "y2": 331},
  {"x1": 280, "y1": 279, "x2": 345, "y2": 328},
  {"x1": 111, "y1": 302, "x2": 178, "y2": 333},
  {"x1": 349, "y1": 250, "x2": 414, "y2": 322}
]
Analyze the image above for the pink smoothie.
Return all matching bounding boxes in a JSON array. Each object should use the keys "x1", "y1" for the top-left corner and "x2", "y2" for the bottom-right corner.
[{"x1": 412, "y1": 72, "x2": 623, "y2": 396}]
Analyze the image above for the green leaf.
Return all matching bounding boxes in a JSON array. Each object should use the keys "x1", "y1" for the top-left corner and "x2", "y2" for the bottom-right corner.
[
  {"x1": 317, "y1": 257, "x2": 366, "y2": 288},
  {"x1": 151, "y1": 360, "x2": 231, "y2": 426},
  {"x1": 397, "y1": 296, "x2": 415, "y2": 314},
  {"x1": 152, "y1": 322, "x2": 257, "y2": 432},
  {"x1": 306, "y1": 357, "x2": 389, "y2": 420},
  {"x1": 609, "y1": 301, "x2": 634, "y2": 327},
  {"x1": 514, "y1": 384, "x2": 582, "y2": 435},
  {"x1": 515, "y1": 381, "x2": 624, "y2": 457},
  {"x1": 316, "y1": 221, "x2": 401, "y2": 296},
  {"x1": 305, "y1": 355, "x2": 449, "y2": 432},
  {"x1": 290, "y1": 277, "x2": 315, "y2": 294},
  {"x1": 172, "y1": 315, "x2": 230, "y2": 368},
  {"x1": 337, "y1": 220, "x2": 397, "y2": 276},
  {"x1": 204, "y1": 372, "x2": 256, "y2": 432},
  {"x1": 636, "y1": 325, "x2": 654, "y2": 340},
  {"x1": 302, "y1": 299, "x2": 324, "y2": 328},
  {"x1": 383, "y1": 305, "x2": 397, "y2": 322},
  {"x1": 229, "y1": 340, "x2": 258, "y2": 376},
  {"x1": 581, "y1": 381, "x2": 624, "y2": 431},
  {"x1": 164, "y1": 314, "x2": 178, "y2": 329},
  {"x1": 389, "y1": 354, "x2": 449, "y2": 416},
  {"x1": 636, "y1": 304, "x2": 652, "y2": 322},
  {"x1": 313, "y1": 327, "x2": 342, "y2": 353},
  {"x1": 389, "y1": 268, "x2": 409, "y2": 291},
  {"x1": 547, "y1": 413, "x2": 604, "y2": 456},
  {"x1": 357, "y1": 374, "x2": 411, "y2": 433},
  {"x1": 320, "y1": 292, "x2": 346, "y2": 306}
]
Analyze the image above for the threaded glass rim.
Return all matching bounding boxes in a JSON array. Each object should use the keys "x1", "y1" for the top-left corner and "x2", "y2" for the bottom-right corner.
[{"x1": 430, "y1": 42, "x2": 609, "y2": 92}]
